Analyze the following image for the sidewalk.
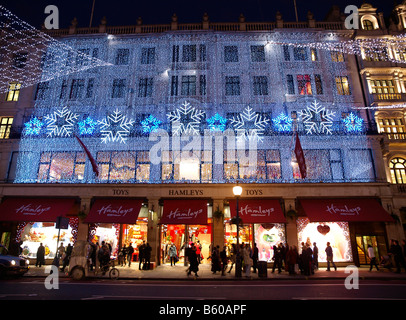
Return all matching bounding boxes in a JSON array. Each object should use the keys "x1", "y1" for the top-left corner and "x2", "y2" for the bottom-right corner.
[{"x1": 24, "y1": 263, "x2": 406, "y2": 281}]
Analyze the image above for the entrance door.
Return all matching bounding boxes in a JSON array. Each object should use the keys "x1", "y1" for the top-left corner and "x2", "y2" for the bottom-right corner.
[{"x1": 356, "y1": 235, "x2": 387, "y2": 265}]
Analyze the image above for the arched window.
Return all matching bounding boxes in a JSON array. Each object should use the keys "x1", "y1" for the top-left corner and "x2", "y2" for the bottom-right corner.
[
  {"x1": 390, "y1": 157, "x2": 406, "y2": 184},
  {"x1": 362, "y1": 19, "x2": 374, "y2": 30}
]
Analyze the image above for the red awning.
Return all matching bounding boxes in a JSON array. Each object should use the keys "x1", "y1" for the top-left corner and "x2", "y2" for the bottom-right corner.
[
  {"x1": 299, "y1": 198, "x2": 394, "y2": 222},
  {"x1": 85, "y1": 199, "x2": 144, "y2": 224},
  {"x1": 0, "y1": 198, "x2": 76, "y2": 222},
  {"x1": 229, "y1": 199, "x2": 286, "y2": 224},
  {"x1": 160, "y1": 200, "x2": 208, "y2": 225}
]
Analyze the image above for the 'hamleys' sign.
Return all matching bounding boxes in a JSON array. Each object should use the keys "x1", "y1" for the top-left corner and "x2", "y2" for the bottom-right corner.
[
  {"x1": 239, "y1": 205, "x2": 274, "y2": 217},
  {"x1": 326, "y1": 204, "x2": 361, "y2": 216},
  {"x1": 96, "y1": 205, "x2": 133, "y2": 217},
  {"x1": 168, "y1": 208, "x2": 203, "y2": 220},
  {"x1": 16, "y1": 204, "x2": 51, "y2": 216}
]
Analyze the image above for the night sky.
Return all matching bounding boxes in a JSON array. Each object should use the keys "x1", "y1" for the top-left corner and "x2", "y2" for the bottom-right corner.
[{"x1": 1, "y1": 0, "x2": 395, "y2": 29}]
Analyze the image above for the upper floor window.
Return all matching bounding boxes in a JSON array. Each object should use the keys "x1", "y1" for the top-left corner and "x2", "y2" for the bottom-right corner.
[
  {"x1": 224, "y1": 46, "x2": 238, "y2": 62},
  {"x1": 38, "y1": 152, "x2": 85, "y2": 181},
  {"x1": 390, "y1": 157, "x2": 406, "y2": 184},
  {"x1": 69, "y1": 79, "x2": 85, "y2": 100},
  {"x1": 138, "y1": 78, "x2": 153, "y2": 98},
  {"x1": 297, "y1": 75, "x2": 312, "y2": 95},
  {"x1": 112, "y1": 79, "x2": 126, "y2": 98},
  {"x1": 6, "y1": 82, "x2": 21, "y2": 102},
  {"x1": 293, "y1": 47, "x2": 308, "y2": 61},
  {"x1": 181, "y1": 76, "x2": 196, "y2": 96},
  {"x1": 253, "y1": 76, "x2": 268, "y2": 95},
  {"x1": 362, "y1": 19, "x2": 374, "y2": 31},
  {"x1": 250, "y1": 45, "x2": 265, "y2": 62},
  {"x1": 13, "y1": 52, "x2": 28, "y2": 68},
  {"x1": 331, "y1": 52, "x2": 345, "y2": 62},
  {"x1": 0, "y1": 117, "x2": 13, "y2": 139},
  {"x1": 378, "y1": 118, "x2": 405, "y2": 139},
  {"x1": 115, "y1": 49, "x2": 130, "y2": 65},
  {"x1": 34, "y1": 82, "x2": 50, "y2": 100},
  {"x1": 335, "y1": 76, "x2": 351, "y2": 95},
  {"x1": 141, "y1": 47, "x2": 155, "y2": 64},
  {"x1": 182, "y1": 45, "x2": 196, "y2": 62},
  {"x1": 370, "y1": 80, "x2": 396, "y2": 94},
  {"x1": 225, "y1": 76, "x2": 240, "y2": 96}
]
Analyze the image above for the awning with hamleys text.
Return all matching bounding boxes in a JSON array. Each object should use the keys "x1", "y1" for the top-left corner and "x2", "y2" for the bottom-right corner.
[
  {"x1": 228, "y1": 199, "x2": 286, "y2": 224},
  {"x1": 159, "y1": 200, "x2": 208, "y2": 225}
]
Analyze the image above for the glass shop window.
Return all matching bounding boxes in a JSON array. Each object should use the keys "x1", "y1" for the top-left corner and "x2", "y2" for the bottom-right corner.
[
  {"x1": 38, "y1": 152, "x2": 85, "y2": 181},
  {"x1": 297, "y1": 75, "x2": 312, "y2": 95}
]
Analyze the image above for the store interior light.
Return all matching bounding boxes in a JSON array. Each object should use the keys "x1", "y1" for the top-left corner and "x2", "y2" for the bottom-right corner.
[{"x1": 233, "y1": 185, "x2": 243, "y2": 196}]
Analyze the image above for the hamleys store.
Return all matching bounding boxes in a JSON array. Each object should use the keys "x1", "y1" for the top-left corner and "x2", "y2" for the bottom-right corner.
[{"x1": 0, "y1": 182, "x2": 401, "y2": 268}]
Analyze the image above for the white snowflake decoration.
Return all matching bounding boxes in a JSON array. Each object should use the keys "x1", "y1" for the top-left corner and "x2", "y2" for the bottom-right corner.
[
  {"x1": 98, "y1": 109, "x2": 134, "y2": 144},
  {"x1": 44, "y1": 106, "x2": 79, "y2": 137},
  {"x1": 167, "y1": 101, "x2": 205, "y2": 135},
  {"x1": 230, "y1": 106, "x2": 270, "y2": 142},
  {"x1": 298, "y1": 100, "x2": 336, "y2": 135}
]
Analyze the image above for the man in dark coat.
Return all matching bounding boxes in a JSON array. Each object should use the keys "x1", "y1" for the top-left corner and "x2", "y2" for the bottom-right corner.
[
  {"x1": 138, "y1": 241, "x2": 146, "y2": 270},
  {"x1": 187, "y1": 243, "x2": 199, "y2": 277},
  {"x1": 144, "y1": 243, "x2": 152, "y2": 270},
  {"x1": 36, "y1": 243, "x2": 45, "y2": 267},
  {"x1": 252, "y1": 243, "x2": 259, "y2": 273}
]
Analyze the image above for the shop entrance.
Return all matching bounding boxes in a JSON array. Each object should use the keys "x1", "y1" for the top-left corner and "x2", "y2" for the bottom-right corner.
[
  {"x1": 356, "y1": 235, "x2": 387, "y2": 265},
  {"x1": 160, "y1": 224, "x2": 212, "y2": 265}
]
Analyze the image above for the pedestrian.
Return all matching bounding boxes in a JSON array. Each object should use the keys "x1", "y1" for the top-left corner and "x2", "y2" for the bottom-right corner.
[
  {"x1": 242, "y1": 244, "x2": 253, "y2": 278},
  {"x1": 325, "y1": 242, "x2": 337, "y2": 271},
  {"x1": 367, "y1": 244, "x2": 379, "y2": 271},
  {"x1": 61, "y1": 243, "x2": 72, "y2": 272},
  {"x1": 90, "y1": 242, "x2": 97, "y2": 271},
  {"x1": 127, "y1": 243, "x2": 134, "y2": 267},
  {"x1": 252, "y1": 243, "x2": 259, "y2": 273},
  {"x1": 227, "y1": 243, "x2": 236, "y2": 273},
  {"x1": 196, "y1": 240, "x2": 202, "y2": 264},
  {"x1": 138, "y1": 240, "x2": 146, "y2": 270},
  {"x1": 271, "y1": 244, "x2": 282, "y2": 273},
  {"x1": 302, "y1": 244, "x2": 313, "y2": 276},
  {"x1": 118, "y1": 244, "x2": 126, "y2": 266},
  {"x1": 286, "y1": 245, "x2": 299, "y2": 275},
  {"x1": 35, "y1": 242, "x2": 45, "y2": 267},
  {"x1": 169, "y1": 243, "x2": 177, "y2": 266},
  {"x1": 211, "y1": 245, "x2": 222, "y2": 274},
  {"x1": 389, "y1": 239, "x2": 406, "y2": 273},
  {"x1": 144, "y1": 243, "x2": 152, "y2": 270},
  {"x1": 312, "y1": 242, "x2": 319, "y2": 271},
  {"x1": 57, "y1": 243, "x2": 65, "y2": 259},
  {"x1": 187, "y1": 243, "x2": 199, "y2": 277},
  {"x1": 220, "y1": 246, "x2": 228, "y2": 276}
]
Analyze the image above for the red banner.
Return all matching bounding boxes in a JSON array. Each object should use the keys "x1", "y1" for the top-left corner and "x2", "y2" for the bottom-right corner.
[
  {"x1": 0, "y1": 198, "x2": 75, "y2": 222},
  {"x1": 160, "y1": 200, "x2": 208, "y2": 225},
  {"x1": 229, "y1": 199, "x2": 286, "y2": 224},
  {"x1": 294, "y1": 131, "x2": 307, "y2": 179},
  {"x1": 85, "y1": 199, "x2": 143, "y2": 224}
]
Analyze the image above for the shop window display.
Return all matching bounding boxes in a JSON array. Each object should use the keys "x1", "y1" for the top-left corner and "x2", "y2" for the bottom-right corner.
[
  {"x1": 20, "y1": 222, "x2": 75, "y2": 259},
  {"x1": 297, "y1": 217, "x2": 353, "y2": 262},
  {"x1": 122, "y1": 219, "x2": 148, "y2": 261}
]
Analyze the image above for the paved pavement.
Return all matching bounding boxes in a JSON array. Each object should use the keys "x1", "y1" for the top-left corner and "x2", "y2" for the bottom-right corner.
[{"x1": 24, "y1": 262, "x2": 406, "y2": 281}]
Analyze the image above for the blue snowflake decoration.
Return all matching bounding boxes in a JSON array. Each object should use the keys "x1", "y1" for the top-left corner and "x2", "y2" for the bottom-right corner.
[
  {"x1": 207, "y1": 113, "x2": 227, "y2": 132},
  {"x1": 272, "y1": 112, "x2": 293, "y2": 133},
  {"x1": 141, "y1": 114, "x2": 162, "y2": 134},
  {"x1": 78, "y1": 116, "x2": 97, "y2": 135},
  {"x1": 24, "y1": 117, "x2": 44, "y2": 136},
  {"x1": 342, "y1": 112, "x2": 363, "y2": 133}
]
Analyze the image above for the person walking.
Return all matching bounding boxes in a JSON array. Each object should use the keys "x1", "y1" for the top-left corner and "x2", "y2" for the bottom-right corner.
[
  {"x1": 127, "y1": 243, "x2": 134, "y2": 267},
  {"x1": 220, "y1": 246, "x2": 228, "y2": 276},
  {"x1": 169, "y1": 243, "x2": 177, "y2": 266},
  {"x1": 325, "y1": 242, "x2": 337, "y2": 271},
  {"x1": 242, "y1": 244, "x2": 253, "y2": 278},
  {"x1": 138, "y1": 241, "x2": 146, "y2": 270},
  {"x1": 312, "y1": 242, "x2": 319, "y2": 271},
  {"x1": 271, "y1": 244, "x2": 282, "y2": 273},
  {"x1": 144, "y1": 243, "x2": 152, "y2": 270},
  {"x1": 389, "y1": 239, "x2": 406, "y2": 273},
  {"x1": 61, "y1": 243, "x2": 72, "y2": 272},
  {"x1": 252, "y1": 243, "x2": 259, "y2": 273},
  {"x1": 211, "y1": 245, "x2": 222, "y2": 274},
  {"x1": 36, "y1": 243, "x2": 45, "y2": 267},
  {"x1": 187, "y1": 243, "x2": 199, "y2": 277},
  {"x1": 367, "y1": 244, "x2": 379, "y2": 271},
  {"x1": 227, "y1": 243, "x2": 236, "y2": 273}
]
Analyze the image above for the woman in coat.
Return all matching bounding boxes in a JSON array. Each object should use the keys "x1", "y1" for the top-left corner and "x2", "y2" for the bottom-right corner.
[{"x1": 169, "y1": 243, "x2": 177, "y2": 266}]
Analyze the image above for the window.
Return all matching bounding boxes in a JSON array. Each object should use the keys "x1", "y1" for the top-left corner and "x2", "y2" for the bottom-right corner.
[
  {"x1": 115, "y1": 48, "x2": 130, "y2": 65},
  {"x1": 199, "y1": 75, "x2": 207, "y2": 96},
  {"x1": 13, "y1": 52, "x2": 28, "y2": 68},
  {"x1": 76, "y1": 48, "x2": 90, "y2": 66},
  {"x1": 335, "y1": 76, "x2": 351, "y2": 95},
  {"x1": 283, "y1": 46, "x2": 290, "y2": 61},
  {"x1": 370, "y1": 80, "x2": 396, "y2": 94},
  {"x1": 293, "y1": 47, "x2": 307, "y2": 61},
  {"x1": 138, "y1": 78, "x2": 153, "y2": 97},
  {"x1": 286, "y1": 75, "x2": 295, "y2": 94},
  {"x1": 38, "y1": 152, "x2": 85, "y2": 181},
  {"x1": 378, "y1": 118, "x2": 406, "y2": 139},
  {"x1": 363, "y1": 47, "x2": 387, "y2": 61},
  {"x1": 172, "y1": 45, "x2": 180, "y2": 63},
  {"x1": 0, "y1": 117, "x2": 13, "y2": 139},
  {"x1": 35, "y1": 82, "x2": 49, "y2": 100},
  {"x1": 60, "y1": 80, "x2": 68, "y2": 99},
  {"x1": 181, "y1": 76, "x2": 196, "y2": 96},
  {"x1": 182, "y1": 45, "x2": 197, "y2": 62},
  {"x1": 250, "y1": 45, "x2": 265, "y2": 62},
  {"x1": 310, "y1": 48, "x2": 318, "y2": 61},
  {"x1": 331, "y1": 51, "x2": 345, "y2": 62},
  {"x1": 171, "y1": 76, "x2": 178, "y2": 96},
  {"x1": 297, "y1": 75, "x2": 312, "y2": 95},
  {"x1": 86, "y1": 78, "x2": 95, "y2": 98},
  {"x1": 253, "y1": 76, "x2": 268, "y2": 95},
  {"x1": 292, "y1": 150, "x2": 331, "y2": 181},
  {"x1": 141, "y1": 47, "x2": 155, "y2": 64},
  {"x1": 314, "y1": 74, "x2": 323, "y2": 95},
  {"x1": 225, "y1": 76, "x2": 240, "y2": 96},
  {"x1": 112, "y1": 79, "x2": 126, "y2": 98},
  {"x1": 69, "y1": 79, "x2": 85, "y2": 100},
  {"x1": 224, "y1": 46, "x2": 238, "y2": 62},
  {"x1": 6, "y1": 83, "x2": 21, "y2": 102},
  {"x1": 362, "y1": 19, "x2": 374, "y2": 31},
  {"x1": 199, "y1": 45, "x2": 207, "y2": 62},
  {"x1": 390, "y1": 157, "x2": 406, "y2": 184}
]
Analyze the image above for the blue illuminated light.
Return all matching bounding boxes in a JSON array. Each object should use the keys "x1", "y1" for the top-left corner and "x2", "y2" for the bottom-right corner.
[
  {"x1": 207, "y1": 113, "x2": 227, "y2": 132},
  {"x1": 342, "y1": 112, "x2": 363, "y2": 133},
  {"x1": 141, "y1": 114, "x2": 162, "y2": 134},
  {"x1": 78, "y1": 116, "x2": 97, "y2": 135},
  {"x1": 272, "y1": 112, "x2": 293, "y2": 133},
  {"x1": 24, "y1": 117, "x2": 44, "y2": 136}
]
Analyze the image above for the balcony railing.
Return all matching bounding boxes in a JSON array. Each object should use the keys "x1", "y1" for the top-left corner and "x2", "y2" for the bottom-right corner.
[
  {"x1": 383, "y1": 132, "x2": 406, "y2": 141},
  {"x1": 371, "y1": 93, "x2": 406, "y2": 103}
]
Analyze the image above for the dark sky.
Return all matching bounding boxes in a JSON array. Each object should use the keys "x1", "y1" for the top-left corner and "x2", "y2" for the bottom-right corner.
[{"x1": 1, "y1": 0, "x2": 395, "y2": 29}]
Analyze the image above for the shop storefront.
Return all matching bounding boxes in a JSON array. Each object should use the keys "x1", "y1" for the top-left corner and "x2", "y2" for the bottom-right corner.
[
  {"x1": 0, "y1": 197, "x2": 79, "y2": 260},
  {"x1": 84, "y1": 198, "x2": 146, "y2": 259},
  {"x1": 227, "y1": 199, "x2": 286, "y2": 262},
  {"x1": 298, "y1": 198, "x2": 394, "y2": 266},
  {"x1": 159, "y1": 199, "x2": 211, "y2": 264}
]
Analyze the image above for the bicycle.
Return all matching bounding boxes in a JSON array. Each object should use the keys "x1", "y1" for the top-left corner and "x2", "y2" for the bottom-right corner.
[{"x1": 96, "y1": 259, "x2": 120, "y2": 280}]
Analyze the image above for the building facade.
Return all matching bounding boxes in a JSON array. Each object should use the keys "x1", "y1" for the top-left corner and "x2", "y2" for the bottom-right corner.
[{"x1": 0, "y1": 3, "x2": 404, "y2": 267}]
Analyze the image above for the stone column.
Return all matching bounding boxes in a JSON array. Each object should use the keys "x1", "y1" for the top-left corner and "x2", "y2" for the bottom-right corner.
[
  {"x1": 77, "y1": 197, "x2": 92, "y2": 241},
  {"x1": 147, "y1": 198, "x2": 160, "y2": 265},
  {"x1": 284, "y1": 198, "x2": 298, "y2": 247},
  {"x1": 212, "y1": 199, "x2": 225, "y2": 250}
]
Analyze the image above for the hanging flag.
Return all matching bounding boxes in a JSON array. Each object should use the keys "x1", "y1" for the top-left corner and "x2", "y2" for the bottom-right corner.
[
  {"x1": 74, "y1": 134, "x2": 99, "y2": 177},
  {"x1": 294, "y1": 131, "x2": 307, "y2": 179}
]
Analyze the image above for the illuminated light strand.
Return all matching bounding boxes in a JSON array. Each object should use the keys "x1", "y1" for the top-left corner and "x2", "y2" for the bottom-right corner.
[
  {"x1": 24, "y1": 117, "x2": 44, "y2": 136},
  {"x1": 44, "y1": 106, "x2": 79, "y2": 137},
  {"x1": 230, "y1": 106, "x2": 270, "y2": 142},
  {"x1": 98, "y1": 109, "x2": 134, "y2": 144},
  {"x1": 78, "y1": 116, "x2": 98, "y2": 136},
  {"x1": 167, "y1": 101, "x2": 205, "y2": 135},
  {"x1": 141, "y1": 114, "x2": 162, "y2": 134},
  {"x1": 272, "y1": 112, "x2": 293, "y2": 133},
  {"x1": 298, "y1": 100, "x2": 336, "y2": 135},
  {"x1": 207, "y1": 113, "x2": 227, "y2": 132},
  {"x1": 342, "y1": 112, "x2": 364, "y2": 133}
]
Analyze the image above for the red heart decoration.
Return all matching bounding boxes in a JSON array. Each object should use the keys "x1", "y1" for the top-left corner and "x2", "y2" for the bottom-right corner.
[
  {"x1": 317, "y1": 225, "x2": 330, "y2": 235},
  {"x1": 261, "y1": 223, "x2": 274, "y2": 230}
]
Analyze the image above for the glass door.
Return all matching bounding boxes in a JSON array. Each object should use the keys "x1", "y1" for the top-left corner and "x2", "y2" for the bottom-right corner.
[{"x1": 356, "y1": 235, "x2": 387, "y2": 265}]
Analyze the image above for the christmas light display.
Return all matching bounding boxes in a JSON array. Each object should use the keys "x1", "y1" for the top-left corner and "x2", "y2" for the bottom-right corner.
[
  {"x1": 98, "y1": 109, "x2": 134, "y2": 144},
  {"x1": 342, "y1": 112, "x2": 364, "y2": 133},
  {"x1": 24, "y1": 117, "x2": 44, "y2": 136},
  {"x1": 167, "y1": 101, "x2": 205, "y2": 135},
  {"x1": 207, "y1": 113, "x2": 227, "y2": 132},
  {"x1": 272, "y1": 112, "x2": 293, "y2": 133},
  {"x1": 141, "y1": 115, "x2": 162, "y2": 134},
  {"x1": 298, "y1": 100, "x2": 336, "y2": 135},
  {"x1": 78, "y1": 116, "x2": 98, "y2": 136},
  {"x1": 44, "y1": 106, "x2": 79, "y2": 137},
  {"x1": 230, "y1": 106, "x2": 270, "y2": 142}
]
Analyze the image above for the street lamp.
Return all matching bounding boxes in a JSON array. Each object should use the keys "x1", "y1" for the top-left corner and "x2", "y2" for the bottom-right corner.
[{"x1": 232, "y1": 185, "x2": 243, "y2": 277}]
